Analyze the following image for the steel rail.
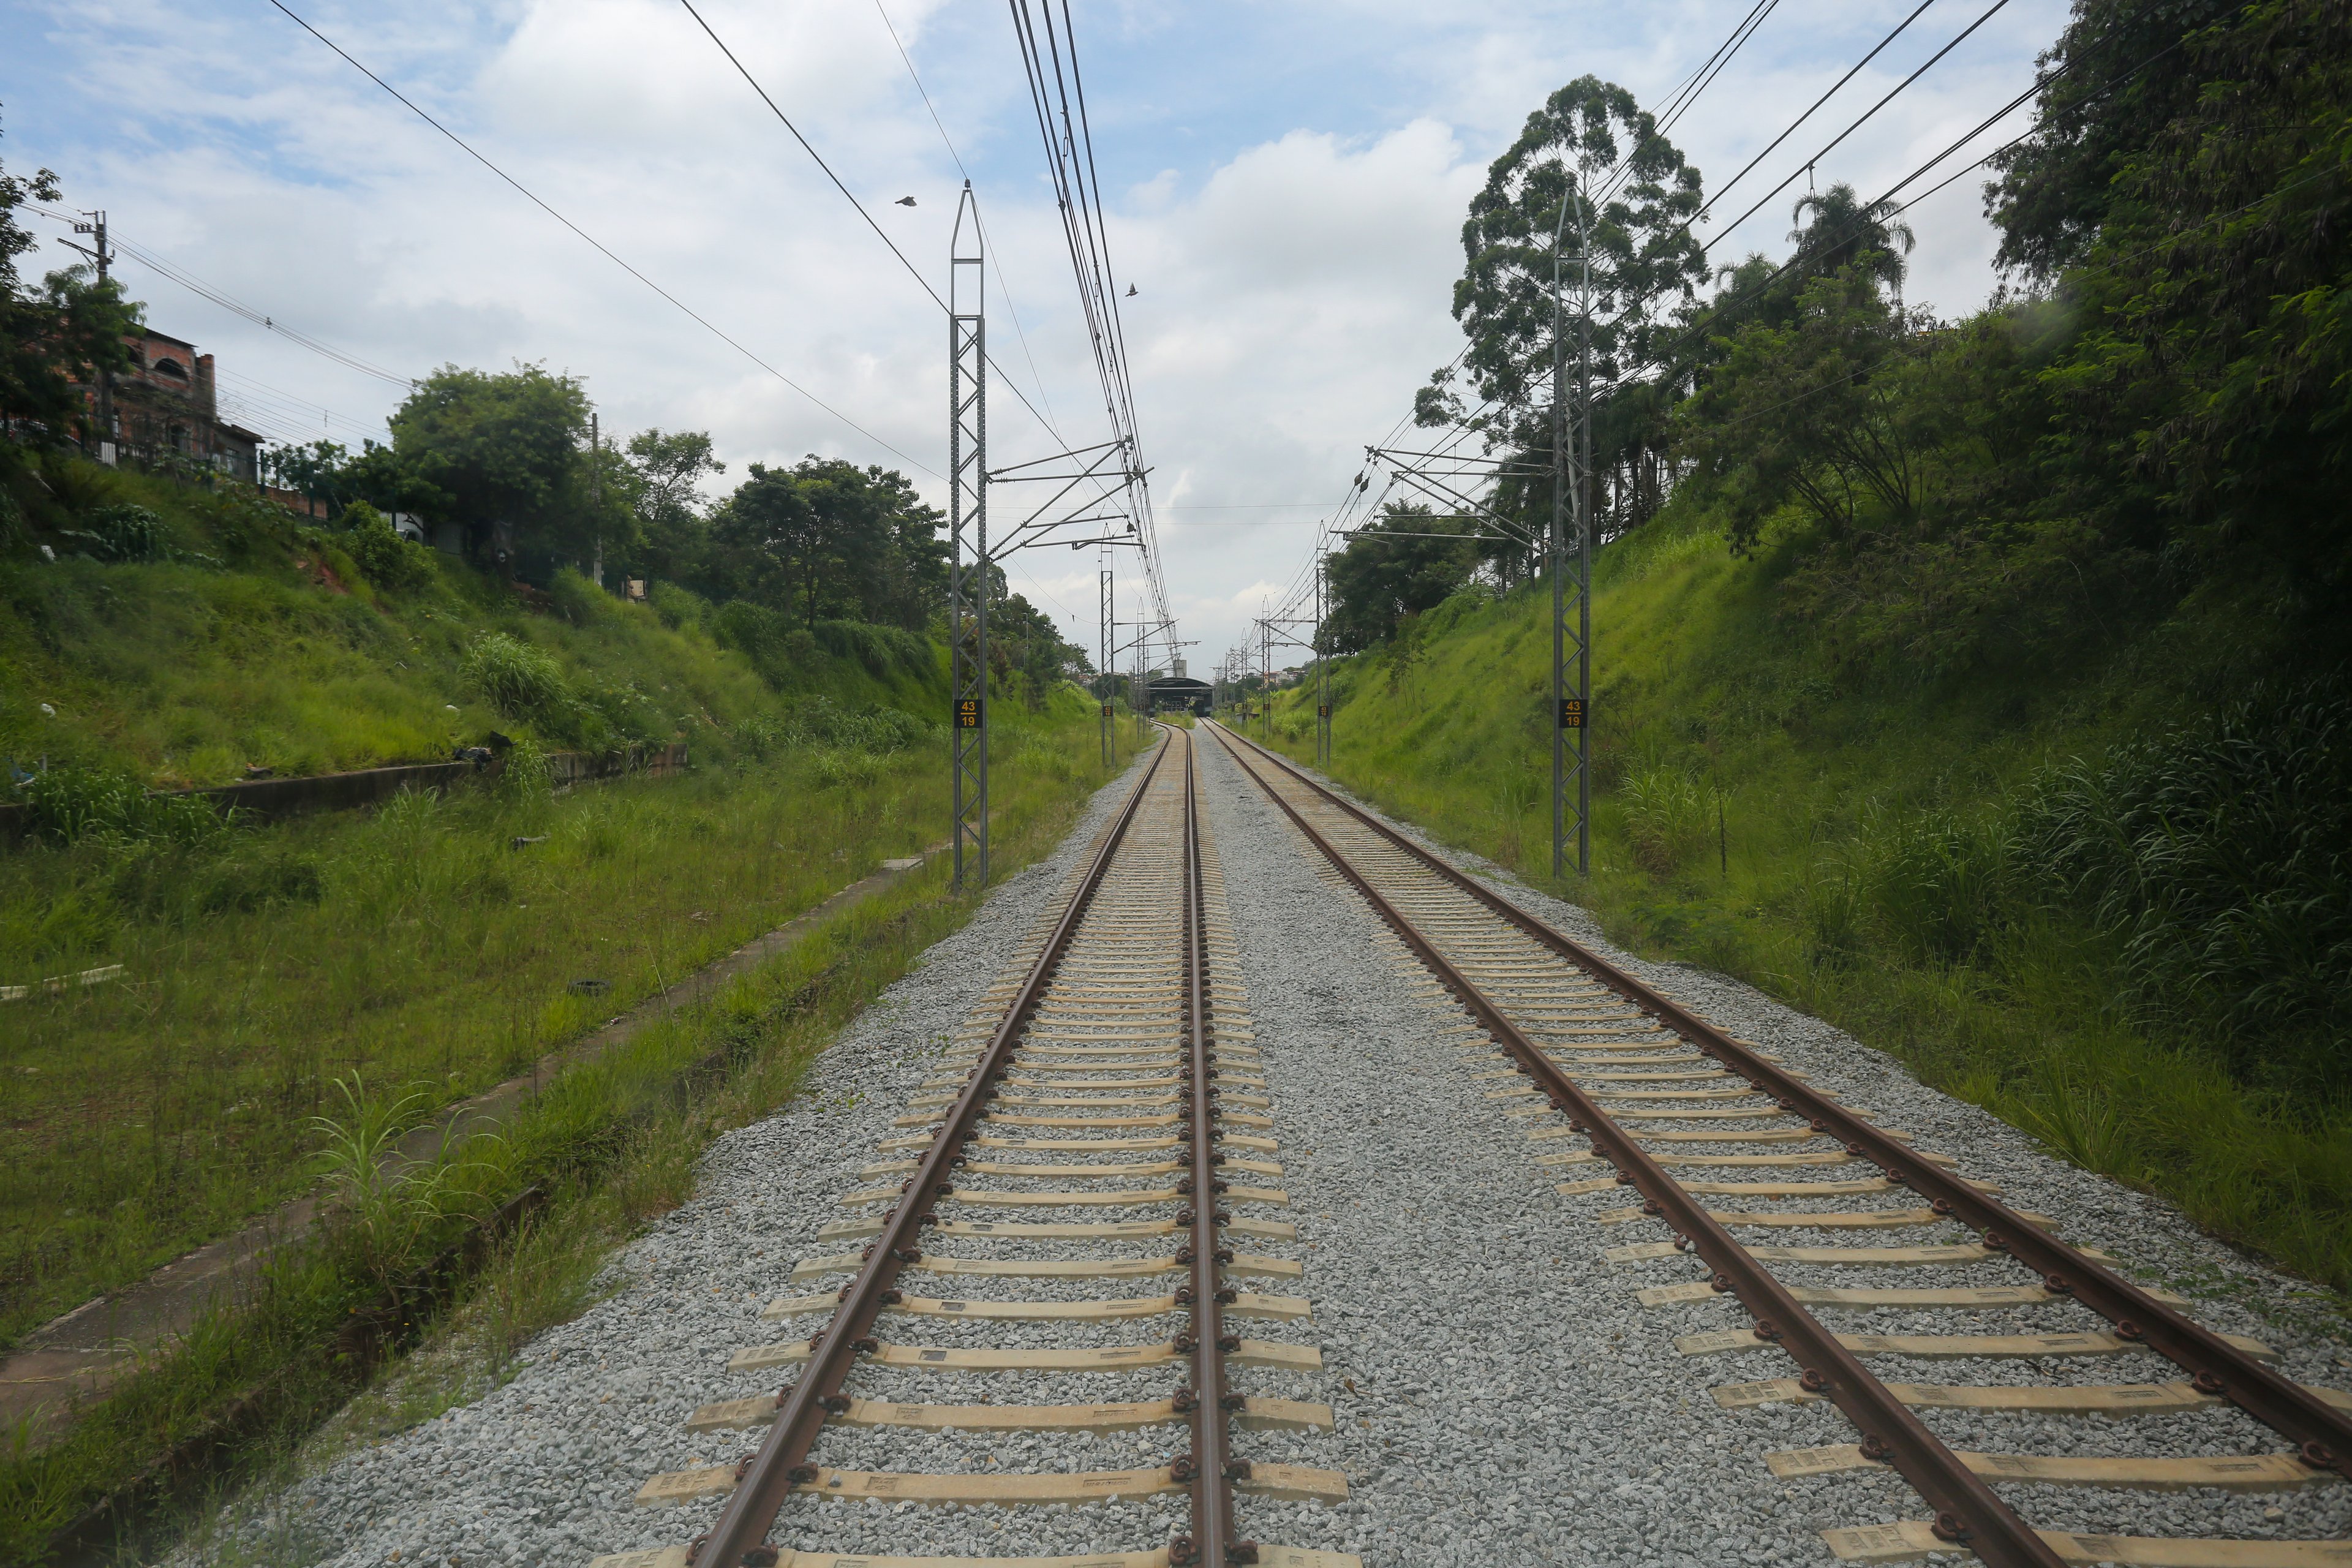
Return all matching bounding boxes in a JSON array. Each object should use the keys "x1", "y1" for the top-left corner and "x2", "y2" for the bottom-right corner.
[
  {"x1": 688, "y1": 733, "x2": 1172, "y2": 1568},
  {"x1": 1202, "y1": 722, "x2": 2065, "y2": 1568},
  {"x1": 1172, "y1": 725, "x2": 1243, "y2": 1567},
  {"x1": 1208, "y1": 722, "x2": 2352, "y2": 1482}
]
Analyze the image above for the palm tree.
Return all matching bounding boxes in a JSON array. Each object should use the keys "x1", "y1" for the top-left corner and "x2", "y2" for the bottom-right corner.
[{"x1": 1789, "y1": 182, "x2": 1916, "y2": 296}]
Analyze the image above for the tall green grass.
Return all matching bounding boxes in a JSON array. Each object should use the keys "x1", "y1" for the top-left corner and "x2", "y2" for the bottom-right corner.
[
  {"x1": 1261, "y1": 503, "x2": 2352, "y2": 1296},
  {"x1": 0, "y1": 696, "x2": 1114, "y2": 1350},
  {"x1": 2, "y1": 714, "x2": 1135, "y2": 1562}
]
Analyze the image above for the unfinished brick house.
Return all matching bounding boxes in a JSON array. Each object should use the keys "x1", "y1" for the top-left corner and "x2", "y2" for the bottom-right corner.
[{"x1": 90, "y1": 327, "x2": 264, "y2": 479}]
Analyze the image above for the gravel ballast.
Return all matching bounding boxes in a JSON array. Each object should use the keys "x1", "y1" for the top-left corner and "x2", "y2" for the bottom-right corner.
[
  {"x1": 177, "y1": 729, "x2": 2352, "y2": 1568},
  {"x1": 1198, "y1": 729, "x2": 2352, "y2": 1566}
]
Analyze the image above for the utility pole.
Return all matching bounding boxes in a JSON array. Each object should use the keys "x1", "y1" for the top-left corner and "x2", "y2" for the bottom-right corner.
[
  {"x1": 1259, "y1": 618, "x2": 1272, "y2": 741},
  {"x1": 67, "y1": 211, "x2": 115, "y2": 462},
  {"x1": 1132, "y1": 627, "x2": 1148, "y2": 742},
  {"x1": 1315, "y1": 552, "x2": 1332, "y2": 766},
  {"x1": 1551, "y1": 175, "x2": 1594, "y2": 878},
  {"x1": 1099, "y1": 565, "x2": 1114, "y2": 769},
  {"x1": 589, "y1": 411, "x2": 603, "y2": 589},
  {"x1": 948, "y1": 183, "x2": 990, "y2": 891}
]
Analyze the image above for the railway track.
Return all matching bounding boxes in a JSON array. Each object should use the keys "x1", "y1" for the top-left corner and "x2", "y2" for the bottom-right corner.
[
  {"x1": 595, "y1": 728, "x2": 1356, "y2": 1568},
  {"x1": 1200, "y1": 718, "x2": 2352, "y2": 1568}
]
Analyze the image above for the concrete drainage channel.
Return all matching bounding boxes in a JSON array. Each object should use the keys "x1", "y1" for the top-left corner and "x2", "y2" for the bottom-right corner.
[{"x1": 172, "y1": 726, "x2": 2352, "y2": 1568}]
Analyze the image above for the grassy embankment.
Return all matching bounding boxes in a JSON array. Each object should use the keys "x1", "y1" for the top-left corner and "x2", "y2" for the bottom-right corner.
[
  {"x1": 1259, "y1": 503, "x2": 2352, "y2": 1302},
  {"x1": 4, "y1": 704, "x2": 1145, "y2": 1563},
  {"x1": 0, "y1": 454, "x2": 993, "y2": 1348}
]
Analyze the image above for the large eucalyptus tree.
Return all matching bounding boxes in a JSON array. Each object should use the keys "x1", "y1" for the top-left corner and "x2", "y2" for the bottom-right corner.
[{"x1": 1415, "y1": 75, "x2": 1709, "y2": 481}]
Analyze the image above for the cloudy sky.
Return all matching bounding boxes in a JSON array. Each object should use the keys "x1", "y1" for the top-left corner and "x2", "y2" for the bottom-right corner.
[{"x1": 6, "y1": 0, "x2": 2068, "y2": 668}]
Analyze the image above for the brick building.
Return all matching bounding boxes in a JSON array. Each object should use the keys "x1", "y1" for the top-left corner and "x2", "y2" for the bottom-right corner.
[{"x1": 89, "y1": 327, "x2": 263, "y2": 480}]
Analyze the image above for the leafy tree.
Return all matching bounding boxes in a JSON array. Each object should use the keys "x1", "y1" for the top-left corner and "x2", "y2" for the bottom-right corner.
[
  {"x1": 1984, "y1": 0, "x2": 2246, "y2": 281},
  {"x1": 983, "y1": 569, "x2": 1090, "y2": 693},
  {"x1": 387, "y1": 363, "x2": 590, "y2": 569},
  {"x1": 1417, "y1": 75, "x2": 1707, "y2": 466},
  {"x1": 624, "y1": 428, "x2": 723, "y2": 584},
  {"x1": 1787, "y1": 184, "x2": 1915, "y2": 298},
  {"x1": 1323, "y1": 503, "x2": 1479, "y2": 653},
  {"x1": 1999, "y1": 0, "x2": 2352, "y2": 609},
  {"x1": 704, "y1": 456, "x2": 944, "y2": 630},
  {"x1": 1, "y1": 113, "x2": 139, "y2": 447},
  {"x1": 1675, "y1": 267, "x2": 1937, "y2": 548},
  {"x1": 262, "y1": 438, "x2": 350, "y2": 511}
]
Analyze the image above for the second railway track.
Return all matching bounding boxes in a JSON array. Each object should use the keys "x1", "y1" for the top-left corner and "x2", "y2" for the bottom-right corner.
[{"x1": 1202, "y1": 718, "x2": 2352, "y2": 1568}]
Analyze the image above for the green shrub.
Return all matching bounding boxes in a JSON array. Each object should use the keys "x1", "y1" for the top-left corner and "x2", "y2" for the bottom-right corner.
[
  {"x1": 2014, "y1": 674, "x2": 2352, "y2": 1095},
  {"x1": 791, "y1": 695, "x2": 932, "y2": 755},
  {"x1": 1866, "y1": 807, "x2": 2006, "y2": 965},
  {"x1": 12, "y1": 762, "x2": 227, "y2": 847},
  {"x1": 59, "y1": 503, "x2": 172, "y2": 564},
  {"x1": 810, "y1": 747, "x2": 883, "y2": 790},
  {"x1": 339, "y1": 502, "x2": 434, "y2": 592},
  {"x1": 548, "y1": 567, "x2": 613, "y2": 626},
  {"x1": 646, "y1": 581, "x2": 707, "y2": 630},
  {"x1": 1620, "y1": 765, "x2": 1710, "y2": 876},
  {"x1": 198, "y1": 848, "x2": 328, "y2": 914},
  {"x1": 713, "y1": 599, "x2": 791, "y2": 663},
  {"x1": 461, "y1": 632, "x2": 572, "y2": 726},
  {"x1": 0, "y1": 884, "x2": 118, "y2": 968},
  {"x1": 496, "y1": 733, "x2": 554, "y2": 805}
]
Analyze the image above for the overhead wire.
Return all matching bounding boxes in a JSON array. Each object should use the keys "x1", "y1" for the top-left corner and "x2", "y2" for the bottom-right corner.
[
  {"x1": 674, "y1": 0, "x2": 1083, "y2": 461},
  {"x1": 1007, "y1": 0, "x2": 1172, "y2": 653},
  {"x1": 259, "y1": 0, "x2": 937, "y2": 478},
  {"x1": 868, "y1": 0, "x2": 1107, "y2": 518},
  {"x1": 30, "y1": 202, "x2": 415, "y2": 391},
  {"x1": 1703, "y1": 0, "x2": 2018, "y2": 250}
]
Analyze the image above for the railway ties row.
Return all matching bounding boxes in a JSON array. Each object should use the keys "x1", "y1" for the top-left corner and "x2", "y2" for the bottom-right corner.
[
  {"x1": 594, "y1": 729, "x2": 1356, "y2": 1568},
  {"x1": 1204, "y1": 721, "x2": 2352, "y2": 1568}
]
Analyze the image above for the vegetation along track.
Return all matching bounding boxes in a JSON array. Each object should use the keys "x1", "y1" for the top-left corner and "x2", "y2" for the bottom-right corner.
[
  {"x1": 597, "y1": 726, "x2": 1355, "y2": 1568},
  {"x1": 1204, "y1": 718, "x2": 2352, "y2": 1568}
]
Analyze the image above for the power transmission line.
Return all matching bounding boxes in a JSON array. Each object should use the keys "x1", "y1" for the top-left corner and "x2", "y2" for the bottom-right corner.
[
  {"x1": 31, "y1": 202, "x2": 415, "y2": 390},
  {"x1": 872, "y1": 0, "x2": 1068, "y2": 439},
  {"x1": 260, "y1": 0, "x2": 936, "y2": 478},
  {"x1": 1682, "y1": 0, "x2": 1941, "y2": 236},
  {"x1": 680, "y1": 0, "x2": 1102, "y2": 472},
  {"x1": 1008, "y1": 0, "x2": 1171, "y2": 640},
  {"x1": 1705, "y1": 0, "x2": 2017, "y2": 250}
]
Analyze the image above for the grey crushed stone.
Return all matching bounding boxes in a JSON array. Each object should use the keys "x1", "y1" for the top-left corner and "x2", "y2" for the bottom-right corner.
[{"x1": 175, "y1": 730, "x2": 2352, "y2": 1568}]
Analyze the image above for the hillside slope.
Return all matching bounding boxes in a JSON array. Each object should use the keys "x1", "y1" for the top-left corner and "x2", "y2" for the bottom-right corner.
[
  {"x1": 1, "y1": 451, "x2": 943, "y2": 790},
  {"x1": 1262, "y1": 503, "x2": 2352, "y2": 1295}
]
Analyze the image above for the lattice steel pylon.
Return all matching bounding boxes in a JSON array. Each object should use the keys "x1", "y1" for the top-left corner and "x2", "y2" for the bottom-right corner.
[{"x1": 949, "y1": 183, "x2": 990, "y2": 891}]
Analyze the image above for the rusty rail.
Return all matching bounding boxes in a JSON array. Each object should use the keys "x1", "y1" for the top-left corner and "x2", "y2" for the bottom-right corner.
[
  {"x1": 1203, "y1": 722, "x2": 2068, "y2": 1568},
  {"x1": 1174, "y1": 728, "x2": 1243, "y2": 1567},
  {"x1": 687, "y1": 733, "x2": 1171, "y2": 1568},
  {"x1": 1207, "y1": 721, "x2": 2352, "y2": 1485}
]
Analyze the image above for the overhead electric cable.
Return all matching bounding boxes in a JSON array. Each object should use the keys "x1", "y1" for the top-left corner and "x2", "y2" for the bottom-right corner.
[
  {"x1": 1007, "y1": 0, "x2": 1170, "y2": 633},
  {"x1": 1703, "y1": 0, "x2": 2017, "y2": 249},
  {"x1": 869, "y1": 0, "x2": 1072, "y2": 449},
  {"x1": 1683, "y1": 0, "x2": 1942, "y2": 234},
  {"x1": 259, "y1": 0, "x2": 934, "y2": 477},
  {"x1": 680, "y1": 0, "x2": 1098, "y2": 487},
  {"x1": 1889, "y1": 31, "x2": 2191, "y2": 213},
  {"x1": 32, "y1": 202, "x2": 415, "y2": 390}
]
